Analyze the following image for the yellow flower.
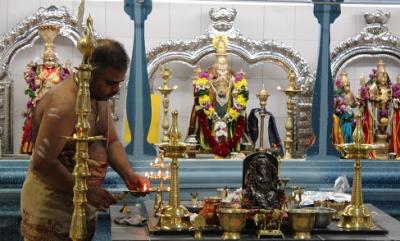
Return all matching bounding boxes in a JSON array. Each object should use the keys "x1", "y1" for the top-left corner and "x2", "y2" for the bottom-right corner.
[
  {"x1": 199, "y1": 95, "x2": 211, "y2": 105},
  {"x1": 236, "y1": 95, "x2": 247, "y2": 107},
  {"x1": 234, "y1": 79, "x2": 248, "y2": 90},
  {"x1": 228, "y1": 108, "x2": 240, "y2": 120},
  {"x1": 195, "y1": 77, "x2": 209, "y2": 87},
  {"x1": 204, "y1": 107, "x2": 215, "y2": 117}
]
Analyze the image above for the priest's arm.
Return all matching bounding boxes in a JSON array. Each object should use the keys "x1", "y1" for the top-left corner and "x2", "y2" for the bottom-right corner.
[{"x1": 106, "y1": 104, "x2": 150, "y2": 191}]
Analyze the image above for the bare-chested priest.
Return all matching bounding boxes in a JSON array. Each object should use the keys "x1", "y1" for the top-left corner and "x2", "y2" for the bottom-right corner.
[{"x1": 20, "y1": 39, "x2": 150, "y2": 241}]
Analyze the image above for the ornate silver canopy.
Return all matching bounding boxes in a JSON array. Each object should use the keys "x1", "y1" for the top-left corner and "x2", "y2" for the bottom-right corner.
[
  {"x1": 0, "y1": 6, "x2": 103, "y2": 155},
  {"x1": 146, "y1": 8, "x2": 315, "y2": 158},
  {"x1": 331, "y1": 10, "x2": 400, "y2": 79}
]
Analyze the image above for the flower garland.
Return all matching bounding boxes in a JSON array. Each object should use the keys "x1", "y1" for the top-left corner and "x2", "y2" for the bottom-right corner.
[
  {"x1": 21, "y1": 62, "x2": 70, "y2": 154},
  {"x1": 23, "y1": 62, "x2": 70, "y2": 118},
  {"x1": 195, "y1": 71, "x2": 249, "y2": 122},
  {"x1": 194, "y1": 71, "x2": 249, "y2": 157}
]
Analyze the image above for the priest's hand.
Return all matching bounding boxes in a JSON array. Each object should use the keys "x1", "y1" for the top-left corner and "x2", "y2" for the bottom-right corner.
[
  {"x1": 125, "y1": 172, "x2": 151, "y2": 196},
  {"x1": 87, "y1": 186, "x2": 117, "y2": 211}
]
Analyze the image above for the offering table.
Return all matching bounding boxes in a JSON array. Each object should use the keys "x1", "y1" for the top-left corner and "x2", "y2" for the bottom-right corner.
[{"x1": 110, "y1": 201, "x2": 400, "y2": 241}]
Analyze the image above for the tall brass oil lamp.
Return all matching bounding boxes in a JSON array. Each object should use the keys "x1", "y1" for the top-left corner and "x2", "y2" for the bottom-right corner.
[
  {"x1": 158, "y1": 66, "x2": 177, "y2": 143},
  {"x1": 278, "y1": 70, "x2": 301, "y2": 160},
  {"x1": 335, "y1": 113, "x2": 379, "y2": 230},
  {"x1": 157, "y1": 110, "x2": 191, "y2": 230},
  {"x1": 65, "y1": 16, "x2": 104, "y2": 241},
  {"x1": 256, "y1": 86, "x2": 270, "y2": 151}
]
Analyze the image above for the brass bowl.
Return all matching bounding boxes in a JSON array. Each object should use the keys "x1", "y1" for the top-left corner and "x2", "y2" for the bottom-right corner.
[
  {"x1": 314, "y1": 200, "x2": 350, "y2": 220},
  {"x1": 305, "y1": 207, "x2": 336, "y2": 228},
  {"x1": 218, "y1": 208, "x2": 248, "y2": 240},
  {"x1": 288, "y1": 208, "x2": 317, "y2": 240}
]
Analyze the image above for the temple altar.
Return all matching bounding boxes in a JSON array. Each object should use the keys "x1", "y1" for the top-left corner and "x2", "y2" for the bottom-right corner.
[
  {"x1": 110, "y1": 203, "x2": 400, "y2": 241},
  {"x1": 1, "y1": 158, "x2": 400, "y2": 240}
]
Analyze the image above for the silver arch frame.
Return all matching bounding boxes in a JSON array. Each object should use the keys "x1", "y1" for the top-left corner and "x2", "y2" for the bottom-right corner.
[
  {"x1": 0, "y1": 6, "x2": 103, "y2": 155},
  {"x1": 331, "y1": 10, "x2": 400, "y2": 79},
  {"x1": 146, "y1": 8, "x2": 315, "y2": 158}
]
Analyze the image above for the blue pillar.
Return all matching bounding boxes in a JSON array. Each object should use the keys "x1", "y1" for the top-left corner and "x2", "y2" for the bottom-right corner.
[
  {"x1": 307, "y1": 0, "x2": 342, "y2": 160},
  {"x1": 124, "y1": 0, "x2": 156, "y2": 158}
]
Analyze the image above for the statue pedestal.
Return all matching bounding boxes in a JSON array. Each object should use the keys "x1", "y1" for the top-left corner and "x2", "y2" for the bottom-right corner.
[{"x1": 374, "y1": 134, "x2": 388, "y2": 159}]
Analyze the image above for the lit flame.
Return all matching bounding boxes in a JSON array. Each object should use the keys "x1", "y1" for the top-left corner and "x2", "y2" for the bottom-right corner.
[{"x1": 143, "y1": 184, "x2": 147, "y2": 191}]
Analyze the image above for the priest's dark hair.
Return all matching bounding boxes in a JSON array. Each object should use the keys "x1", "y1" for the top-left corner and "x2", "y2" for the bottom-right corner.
[{"x1": 90, "y1": 39, "x2": 130, "y2": 72}]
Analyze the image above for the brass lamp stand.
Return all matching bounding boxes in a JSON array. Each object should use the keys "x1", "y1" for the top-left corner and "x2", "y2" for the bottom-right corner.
[
  {"x1": 66, "y1": 16, "x2": 105, "y2": 241},
  {"x1": 335, "y1": 113, "x2": 379, "y2": 230},
  {"x1": 278, "y1": 70, "x2": 301, "y2": 160},
  {"x1": 256, "y1": 87, "x2": 269, "y2": 151},
  {"x1": 256, "y1": 87, "x2": 288, "y2": 180},
  {"x1": 157, "y1": 110, "x2": 192, "y2": 230},
  {"x1": 158, "y1": 66, "x2": 177, "y2": 143}
]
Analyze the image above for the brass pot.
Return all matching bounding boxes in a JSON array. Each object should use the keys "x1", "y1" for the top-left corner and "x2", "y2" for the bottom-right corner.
[
  {"x1": 288, "y1": 208, "x2": 317, "y2": 240},
  {"x1": 218, "y1": 208, "x2": 248, "y2": 240},
  {"x1": 199, "y1": 196, "x2": 222, "y2": 226}
]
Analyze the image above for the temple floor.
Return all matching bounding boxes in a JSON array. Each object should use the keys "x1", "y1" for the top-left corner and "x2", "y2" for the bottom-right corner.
[{"x1": 1, "y1": 157, "x2": 400, "y2": 240}]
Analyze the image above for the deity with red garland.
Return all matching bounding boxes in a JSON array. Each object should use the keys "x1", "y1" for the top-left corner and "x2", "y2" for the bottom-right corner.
[
  {"x1": 186, "y1": 35, "x2": 251, "y2": 157},
  {"x1": 20, "y1": 24, "x2": 71, "y2": 154}
]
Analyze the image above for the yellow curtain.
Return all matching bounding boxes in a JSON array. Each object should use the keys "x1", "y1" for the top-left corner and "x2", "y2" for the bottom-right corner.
[{"x1": 122, "y1": 94, "x2": 161, "y2": 145}]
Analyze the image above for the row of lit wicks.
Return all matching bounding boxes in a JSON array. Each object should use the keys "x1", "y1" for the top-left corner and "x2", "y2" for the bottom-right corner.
[{"x1": 142, "y1": 154, "x2": 171, "y2": 192}]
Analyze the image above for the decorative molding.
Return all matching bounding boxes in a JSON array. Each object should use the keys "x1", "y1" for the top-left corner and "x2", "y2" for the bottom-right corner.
[{"x1": 331, "y1": 10, "x2": 400, "y2": 78}]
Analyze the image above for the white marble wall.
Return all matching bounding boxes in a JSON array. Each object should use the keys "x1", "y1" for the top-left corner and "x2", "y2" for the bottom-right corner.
[{"x1": 1, "y1": 0, "x2": 400, "y2": 152}]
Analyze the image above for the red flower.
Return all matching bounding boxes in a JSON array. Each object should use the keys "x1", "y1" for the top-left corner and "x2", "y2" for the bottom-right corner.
[{"x1": 198, "y1": 111, "x2": 245, "y2": 157}]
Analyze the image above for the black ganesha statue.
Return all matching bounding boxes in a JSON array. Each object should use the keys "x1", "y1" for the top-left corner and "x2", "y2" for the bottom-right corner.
[{"x1": 242, "y1": 152, "x2": 282, "y2": 209}]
